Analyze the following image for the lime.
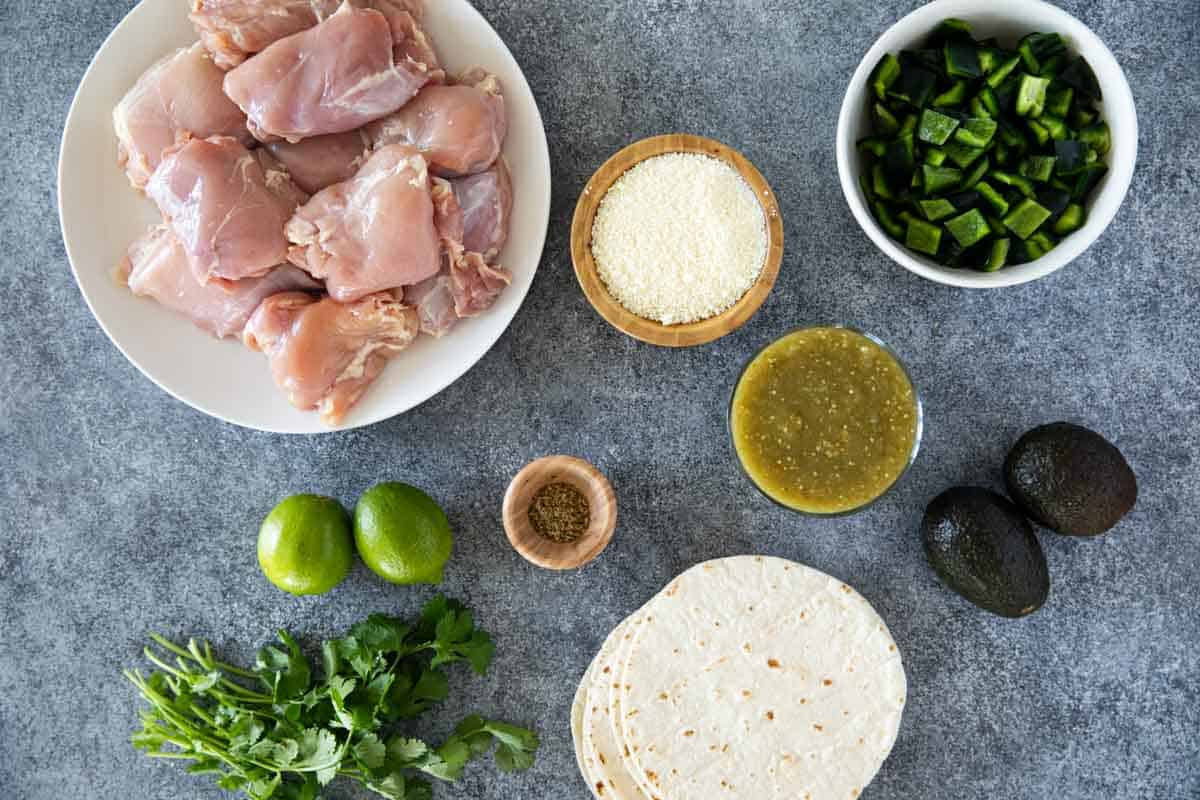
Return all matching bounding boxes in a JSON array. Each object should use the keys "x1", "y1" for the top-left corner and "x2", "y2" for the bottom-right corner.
[
  {"x1": 354, "y1": 482, "x2": 452, "y2": 585},
  {"x1": 257, "y1": 494, "x2": 354, "y2": 596}
]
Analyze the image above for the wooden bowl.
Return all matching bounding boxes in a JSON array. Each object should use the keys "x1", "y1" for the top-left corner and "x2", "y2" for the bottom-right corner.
[
  {"x1": 502, "y1": 455, "x2": 617, "y2": 570},
  {"x1": 570, "y1": 133, "x2": 784, "y2": 348}
]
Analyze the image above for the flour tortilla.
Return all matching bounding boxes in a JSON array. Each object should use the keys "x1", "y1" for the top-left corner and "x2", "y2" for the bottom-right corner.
[
  {"x1": 618, "y1": 556, "x2": 906, "y2": 800},
  {"x1": 606, "y1": 605, "x2": 662, "y2": 798},
  {"x1": 571, "y1": 659, "x2": 593, "y2": 783},
  {"x1": 583, "y1": 618, "x2": 651, "y2": 799}
]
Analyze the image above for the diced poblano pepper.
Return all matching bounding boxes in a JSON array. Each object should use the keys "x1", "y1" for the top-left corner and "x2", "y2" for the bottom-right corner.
[
  {"x1": 975, "y1": 181, "x2": 1010, "y2": 215},
  {"x1": 945, "y1": 208, "x2": 991, "y2": 248},
  {"x1": 885, "y1": 135, "x2": 916, "y2": 184},
  {"x1": 978, "y1": 48, "x2": 1000, "y2": 75},
  {"x1": 918, "y1": 109, "x2": 960, "y2": 145},
  {"x1": 1039, "y1": 115, "x2": 1069, "y2": 140},
  {"x1": 872, "y1": 163, "x2": 893, "y2": 199},
  {"x1": 919, "y1": 198, "x2": 958, "y2": 221},
  {"x1": 922, "y1": 164, "x2": 963, "y2": 194},
  {"x1": 1059, "y1": 56, "x2": 1102, "y2": 100},
  {"x1": 1025, "y1": 118, "x2": 1051, "y2": 146},
  {"x1": 945, "y1": 140, "x2": 986, "y2": 169},
  {"x1": 1037, "y1": 55, "x2": 1067, "y2": 79},
  {"x1": 1002, "y1": 198, "x2": 1053, "y2": 239},
  {"x1": 925, "y1": 148, "x2": 948, "y2": 167},
  {"x1": 871, "y1": 200, "x2": 905, "y2": 238},
  {"x1": 873, "y1": 103, "x2": 900, "y2": 136},
  {"x1": 984, "y1": 238, "x2": 1011, "y2": 271},
  {"x1": 1017, "y1": 32, "x2": 1066, "y2": 74},
  {"x1": 1079, "y1": 122, "x2": 1111, "y2": 156},
  {"x1": 985, "y1": 214, "x2": 1008, "y2": 237},
  {"x1": 1054, "y1": 140, "x2": 1092, "y2": 174},
  {"x1": 898, "y1": 113, "x2": 918, "y2": 137},
  {"x1": 1016, "y1": 74, "x2": 1051, "y2": 117},
  {"x1": 991, "y1": 170, "x2": 1037, "y2": 199},
  {"x1": 1070, "y1": 107, "x2": 1098, "y2": 129},
  {"x1": 1019, "y1": 155, "x2": 1057, "y2": 183},
  {"x1": 954, "y1": 117, "x2": 998, "y2": 148},
  {"x1": 944, "y1": 43, "x2": 982, "y2": 78},
  {"x1": 1037, "y1": 189, "x2": 1072, "y2": 221},
  {"x1": 970, "y1": 88, "x2": 1000, "y2": 119},
  {"x1": 1051, "y1": 203, "x2": 1087, "y2": 235},
  {"x1": 986, "y1": 55, "x2": 1022, "y2": 88},
  {"x1": 858, "y1": 137, "x2": 889, "y2": 157},
  {"x1": 929, "y1": 18, "x2": 973, "y2": 46},
  {"x1": 871, "y1": 54, "x2": 901, "y2": 100},
  {"x1": 1067, "y1": 164, "x2": 1107, "y2": 199},
  {"x1": 934, "y1": 81, "x2": 970, "y2": 108},
  {"x1": 905, "y1": 217, "x2": 943, "y2": 256},
  {"x1": 1029, "y1": 231, "x2": 1057, "y2": 252},
  {"x1": 962, "y1": 156, "x2": 990, "y2": 189},
  {"x1": 1045, "y1": 85, "x2": 1074, "y2": 118},
  {"x1": 889, "y1": 64, "x2": 937, "y2": 108}
]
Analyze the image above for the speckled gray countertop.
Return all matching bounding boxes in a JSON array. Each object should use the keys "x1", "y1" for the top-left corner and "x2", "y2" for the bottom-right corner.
[{"x1": 2, "y1": 0, "x2": 1198, "y2": 798}]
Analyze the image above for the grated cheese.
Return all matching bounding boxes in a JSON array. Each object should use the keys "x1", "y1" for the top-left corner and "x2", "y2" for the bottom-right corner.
[{"x1": 591, "y1": 153, "x2": 768, "y2": 325}]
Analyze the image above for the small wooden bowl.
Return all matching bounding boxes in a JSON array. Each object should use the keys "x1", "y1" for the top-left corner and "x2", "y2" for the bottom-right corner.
[
  {"x1": 502, "y1": 455, "x2": 617, "y2": 570},
  {"x1": 570, "y1": 133, "x2": 784, "y2": 348}
]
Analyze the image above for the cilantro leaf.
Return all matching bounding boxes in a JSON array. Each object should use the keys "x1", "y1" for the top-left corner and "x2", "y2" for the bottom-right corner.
[
  {"x1": 386, "y1": 735, "x2": 429, "y2": 764},
  {"x1": 353, "y1": 732, "x2": 387, "y2": 771},
  {"x1": 386, "y1": 665, "x2": 448, "y2": 720},
  {"x1": 367, "y1": 772, "x2": 408, "y2": 800},
  {"x1": 429, "y1": 606, "x2": 495, "y2": 675},
  {"x1": 256, "y1": 631, "x2": 312, "y2": 702}
]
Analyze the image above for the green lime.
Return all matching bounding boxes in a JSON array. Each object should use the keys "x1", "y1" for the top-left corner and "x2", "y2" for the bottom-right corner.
[
  {"x1": 257, "y1": 494, "x2": 354, "y2": 596},
  {"x1": 354, "y1": 482, "x2": 452, "y2": 585}
]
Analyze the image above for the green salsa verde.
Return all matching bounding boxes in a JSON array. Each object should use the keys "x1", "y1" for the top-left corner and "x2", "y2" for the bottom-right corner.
[{"x1": 731, "y1": 327, "x2": 920, "y2": 514}]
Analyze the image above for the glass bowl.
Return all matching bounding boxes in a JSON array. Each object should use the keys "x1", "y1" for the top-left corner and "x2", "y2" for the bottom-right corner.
[{"x1": 727, "y1": 325, "x2": 924, "y2": 517}]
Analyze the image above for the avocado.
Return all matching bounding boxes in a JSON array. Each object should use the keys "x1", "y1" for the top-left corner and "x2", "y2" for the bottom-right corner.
[
  {"x1": 922, "y1": 487, "x2": 1050, "y2": 618},
  {"x1": 1004, "y1": 422, "x2": 1137, "y2": 537}
]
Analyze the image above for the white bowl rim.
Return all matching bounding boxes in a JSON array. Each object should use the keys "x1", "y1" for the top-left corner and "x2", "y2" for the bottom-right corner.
[
  {"x1": 836, "y1": 0, "x2": 1138, "y2": 289},
  {"x1": 57, "y1": 0, "x2": 551, "y2": 433}
]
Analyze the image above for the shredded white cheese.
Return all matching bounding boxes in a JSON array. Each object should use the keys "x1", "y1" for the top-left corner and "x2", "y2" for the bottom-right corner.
[{"x1": 590, "y1": 153, "x2": 768, "y2": 325}]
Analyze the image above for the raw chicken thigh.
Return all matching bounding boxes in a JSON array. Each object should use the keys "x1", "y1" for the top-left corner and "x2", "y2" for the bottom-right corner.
[
  {"x1": 244, "y1": 291, "x2": 419, "y2": 423},
  {"x1": 286, "y1": 144, "x2": 440, "y2": 302},
  {"x1": 189, "y1": 0, "x2": 429, "y2": 69},
  {"x1": 147, "y1": 136, "x2": 301, "y2": 285},
  {"x1": 450, "y1": 159, "x2": 511, "y2": 262},
  {"x1": 189, "y1": 0, "x2": 343, "y2": 69},
  {"x1": 403, "y1": 177, "x2": 511, "y2": 336},
  {"x1": 265, "y1": 130, "x2": 371, "y2": 194},
  {"x1": 254, "y1": 148, "x2": 312, "y2": 208},
  {"x1": 223, "y1": 2, "x2": 429, "y2": 142},
  {"x1": 371, "y1": 0, "x2": 442, "y2": 80},
  {"x1": 120, "y1": 226, "x2": 319, "y2": 338},
  {"x1": 367, "y1": 69, "x2": 506, "y2": 176},
  {"x1": 113, "y1": 43, "x2": 252, "y2": 190}
]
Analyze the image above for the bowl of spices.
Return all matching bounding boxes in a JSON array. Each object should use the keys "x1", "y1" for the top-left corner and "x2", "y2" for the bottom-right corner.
[
  {"x1": 502, "y1": 455, "x2": 617, "y2": 569},
  {"x1": 729, "y1": 326, "x2": 923, "y2": 515},
  {"x1": 571, "y1": 134, "x2": 784, "y2": 347}
]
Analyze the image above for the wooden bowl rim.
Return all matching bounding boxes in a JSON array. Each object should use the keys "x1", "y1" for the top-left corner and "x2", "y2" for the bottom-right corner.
[
  {"x1": 570, "y1": 133, "x2": 784, "y2": 348},
  {"x1": 501, "y1": 455, "x2": 617, "y2": 570}
]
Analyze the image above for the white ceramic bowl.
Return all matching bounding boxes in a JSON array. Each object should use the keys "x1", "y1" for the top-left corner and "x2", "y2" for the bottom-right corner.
[
  {"x1": 836, "y1": 0, "x2": 1137, "y2": 288},
  {"x1": 58, "y1": 0, "x2": 550, "y2": 433}
]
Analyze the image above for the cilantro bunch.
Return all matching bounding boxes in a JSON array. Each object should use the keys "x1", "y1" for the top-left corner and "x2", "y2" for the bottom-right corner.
[{"x1": 125, "y1": 596, "x2": 538, "y2": 800}]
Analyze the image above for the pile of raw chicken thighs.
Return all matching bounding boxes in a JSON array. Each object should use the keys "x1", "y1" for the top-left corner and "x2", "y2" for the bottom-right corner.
[{"x1": 114, "y1": 0, "x2": 512, "y2": 424}]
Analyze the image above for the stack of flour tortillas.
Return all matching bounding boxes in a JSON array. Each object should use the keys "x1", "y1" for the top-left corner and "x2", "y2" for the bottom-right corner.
[{"x1": 571, "y1": 556, "x2": 906, "y2": 800}]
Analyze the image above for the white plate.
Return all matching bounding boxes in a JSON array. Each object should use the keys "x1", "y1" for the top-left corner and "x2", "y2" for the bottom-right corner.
[{"x1": 58, "y1": 0, "x2": 551, "y2": 433}]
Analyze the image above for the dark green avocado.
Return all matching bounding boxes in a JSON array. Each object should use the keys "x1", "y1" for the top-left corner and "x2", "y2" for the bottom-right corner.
[
  {"x1": 1004, "y1": 422, "x2": 1137, "y2": 537},
  {"x1": 922, "y1": 487, "x2": 1050, "y2": 618}
]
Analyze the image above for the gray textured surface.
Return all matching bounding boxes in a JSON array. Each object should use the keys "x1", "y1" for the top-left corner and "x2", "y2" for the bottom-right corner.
[{"x1": 2, "y1": 0, "x2": 1198, "y2": 798}]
